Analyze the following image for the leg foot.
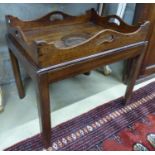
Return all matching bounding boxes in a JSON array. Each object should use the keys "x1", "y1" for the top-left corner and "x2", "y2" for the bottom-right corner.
[
  {"x1": 35, "y1": 74, "x2": 51, "y2": 149},
  {"x1": 124, "y1": 51, "x2": 145, "y2": 105}
]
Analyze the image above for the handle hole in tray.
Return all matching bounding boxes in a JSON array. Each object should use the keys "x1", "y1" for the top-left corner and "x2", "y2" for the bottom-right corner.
[
  {"x1": 50, "y1": 14, "x2": 64, "y2": 21},
  {"x1": 108, "y1": 18, "x2": 120, "y2": 26}
]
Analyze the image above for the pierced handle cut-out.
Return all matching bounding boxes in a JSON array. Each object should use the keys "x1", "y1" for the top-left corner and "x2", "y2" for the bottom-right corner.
[
  {"x1": 108, "y1": 17, "x2": 120, "y2": 26},
  {"x1": 50, "y1": 14, "x2": 64, "y2": 21},
  {"x1": 47, "y1": 11, "x2": 72, "y2": 22}
]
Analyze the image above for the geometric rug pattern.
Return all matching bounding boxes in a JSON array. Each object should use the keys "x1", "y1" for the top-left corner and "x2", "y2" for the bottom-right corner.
[{"x1": 5, "y1": 82, "x2": 155, "y2": 151}]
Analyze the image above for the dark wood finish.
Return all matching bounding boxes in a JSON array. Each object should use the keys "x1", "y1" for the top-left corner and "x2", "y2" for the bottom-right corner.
[
  {"x1": 124, "y1": 46, "x2": 146, "y2": 104},
  {"x1": 124, "y1": 4, "x2": 155, "y2": 83},
  {"x1": 35, "y1": 73, "x2": 51, "y2": 149},
  {"x1": 6, "y1": 9, "x2": 149, "y2": 68},
  {"x1": 6, "y1": 9, "x2": 149, "y2": 149},
  {"x1": 9, "y1": 49, "x2": 25, "y2": 99}
]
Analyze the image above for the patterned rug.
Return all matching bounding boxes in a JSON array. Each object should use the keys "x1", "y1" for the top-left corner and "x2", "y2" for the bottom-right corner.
[{"x1": 5, "y1": 81, "x2": 155, "y2": 151}]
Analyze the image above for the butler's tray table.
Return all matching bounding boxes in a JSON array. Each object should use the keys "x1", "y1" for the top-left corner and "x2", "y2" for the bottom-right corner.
[{"x1": 6, "y1": 9, "x2": 149, "y2": 149}]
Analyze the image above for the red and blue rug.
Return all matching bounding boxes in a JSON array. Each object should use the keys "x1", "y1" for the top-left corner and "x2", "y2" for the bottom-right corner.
[{"x1": 5, "y1": 82, "x2": 155, "y2": 151}]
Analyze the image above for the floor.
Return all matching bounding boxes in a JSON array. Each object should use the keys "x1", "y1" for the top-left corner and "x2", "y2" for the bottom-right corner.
[
  {"x1": 0, "y1": 69, "x2": 155, "y2": 150},
  {"x1": 0, "y1": 70, "x2": 121, "y2": 132}
]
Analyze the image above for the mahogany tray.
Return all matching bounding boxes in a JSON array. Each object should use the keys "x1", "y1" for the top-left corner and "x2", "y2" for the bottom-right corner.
[
  {"x1": 6, "y1": 9, "x2": 150, "y2": 149},
  {"x1": 6, "y1": 9, "x2": 149, "y2": 68}
]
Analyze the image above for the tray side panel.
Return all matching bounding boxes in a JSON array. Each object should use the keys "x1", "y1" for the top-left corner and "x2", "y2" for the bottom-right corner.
[
  {"x1": 47, "y1": 45, "x2": 145, "y2": 83},
  {"x1": 37, "y1": 23, "x2": 149, "y2": 68}
]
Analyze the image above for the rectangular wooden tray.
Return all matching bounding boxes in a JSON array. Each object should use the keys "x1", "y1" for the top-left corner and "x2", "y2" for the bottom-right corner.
[{"x1": 6, "y1": 9, "x2": 149, "y2": 68}]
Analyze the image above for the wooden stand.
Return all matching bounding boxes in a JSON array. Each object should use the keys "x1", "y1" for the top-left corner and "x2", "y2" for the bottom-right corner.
[{"x1": 6, "y1": 9, "x2": 149, "y2": 149}]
